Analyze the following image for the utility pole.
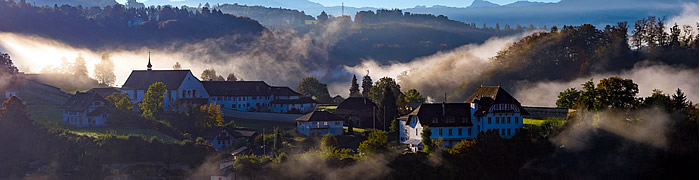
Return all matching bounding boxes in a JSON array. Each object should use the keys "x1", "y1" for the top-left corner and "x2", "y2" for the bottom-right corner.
[{"x1": 383, "y1": 105, "x2": 386, "y2": 131}]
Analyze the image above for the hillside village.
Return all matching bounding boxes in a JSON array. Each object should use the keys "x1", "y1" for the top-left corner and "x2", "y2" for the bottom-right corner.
[
  {"x1": 0, "y1": 56, "x2": 575, "y2": 178},
  {"x1": 0, "y1": 2, "x2": 697, "y2": 178}
]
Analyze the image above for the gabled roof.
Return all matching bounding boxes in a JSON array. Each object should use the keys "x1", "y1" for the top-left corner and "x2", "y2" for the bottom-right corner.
[
  {"x1": 336, "y1": 97, "x2": 376, "y2": 110},
  {"x1": 121, "y1": 70, "x2": 193, "y2": 90},
  {"x1": 334, "y1": 97, "x2": 377, "y2": 116},
  {"x1": 63, "y1": 92, "x2": 108, "y2": 112},
  {"x1": 270, "y1": 97, "x2": 317, "y2": 104},
  {"x1": 402, "y1": 103, "x2": 472, "y2": 127},
  {"x1": 204, "y1": 127, "x2": 258, "y2": 139},
  {"x1": 464, "y1": 86, "x2": 529, "y2": 116},
  {"x1": 201, "y1": 81, "x2": 272, "y2": 96},
  {"x1": 296, "y1": 111, "x2": 345, "y2": 122},
  {"x1": 270, "y1": 86, "x2": 302, "y2": 96},
  {"x1": 87, "y1": 87, "x2": 120, "y2": 98}
]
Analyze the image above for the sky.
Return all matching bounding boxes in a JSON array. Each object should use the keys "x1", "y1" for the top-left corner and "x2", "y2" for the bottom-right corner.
[
  {"x1": 126, "y1": 0, "x2": 562, "y2": 9},
  {"x1": 305, "y1": 0, "x2": 559, "y2": 8}
]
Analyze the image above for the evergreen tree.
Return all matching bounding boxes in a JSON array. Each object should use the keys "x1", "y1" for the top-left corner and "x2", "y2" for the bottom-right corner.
[
  {"x1": 173, "y1": 62, "x2": 182, "y2": 70},
  {"x1": 379, "y1": 86, "x2": 398, "y2": 132},
  {"x1": 671, "y1": 88, "x2": 688, "y2": 110},
  {"x1": 362, "y1": 73, "x2": 373, "y2": 97},
  {"x1": 349, "y1": 75, "x2": 361, "y2": 97}
]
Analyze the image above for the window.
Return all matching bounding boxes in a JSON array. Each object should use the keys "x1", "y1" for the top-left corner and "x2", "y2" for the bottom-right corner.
[
  {"x1": 488, "y1": 117, "x2": 492, "y2": 124},
  {"x1": 496, "y1": 117, "x2": 499, "y2": 124},
  {"x1": 461, "y1": 117, "x2": 467, "y2": 123},
  {"x1": 507, "y1": 128, "x2": 511, "y2": 136},
  {"x1": 416, "y1": 129, "x2": 419, "y2": 136},
  {"x1": 458, "y1": 128, "x2": 462, "y2": 136},
  {"x1": 448, "y1": 128, "x2": 452, "y2": 136},
  {"x1": 324, "y1": 122, "x2": 328, "y2": 125},
  {"x1": 232, "y1": 104, "x2": 235, "y2": 108},
  {"x1": 446, "y1": 116, "x2": 455, "y2": 123},
  {"x1": 515, "y1": 117, "x2": 519, "y2": 124},
  {"x1": 439, "y1": 128, "x2": 443, "y2": 136},
  {"x1": 468, "y1": 127, "x2": 472, "y2": 136},
  {"x1": 501, "y1": 129, "x2": 505, "y2": 136},
  {"x1": 432, "y1": 118, "x2": 438, "y2": 123},
  {"x1": 193, "y1": 90, "x2": 197, "y2": 97},
  {"x1": 253, "y1": 96, "x2": 257, "y2": 100},
  {"x1": 507, "y1": 117, "x2": 511, "y2": 123}
]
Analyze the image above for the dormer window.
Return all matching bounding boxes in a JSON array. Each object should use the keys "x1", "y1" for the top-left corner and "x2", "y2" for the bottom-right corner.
[
  {"x1": 446, "y1": 116, "x2": 455, "y2": 123},
  {"x1": 432, "y1": 118, "x2": 438, "y2": 123}
]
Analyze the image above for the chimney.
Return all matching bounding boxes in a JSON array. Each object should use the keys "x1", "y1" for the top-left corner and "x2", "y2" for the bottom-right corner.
[{"x1": 442, "y1": 102, "x2": 445, "y2": 117}]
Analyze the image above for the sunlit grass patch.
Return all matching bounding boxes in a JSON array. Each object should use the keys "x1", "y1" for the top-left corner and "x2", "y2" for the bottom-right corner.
[
  {"x1": 524, "y1": 118, "x2": 567, "y2": 126},
  {"x1": 66, "y1": 127, "x2": 179, "y2": 143}
]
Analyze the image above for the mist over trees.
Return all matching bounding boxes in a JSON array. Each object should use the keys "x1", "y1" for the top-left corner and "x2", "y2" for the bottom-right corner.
[
  {"x1": 94, "y1": 53, "x2": 116, "y2": 86},
  {"x1": 454, "y1": 18, "x2": 699, "y2": 101}
]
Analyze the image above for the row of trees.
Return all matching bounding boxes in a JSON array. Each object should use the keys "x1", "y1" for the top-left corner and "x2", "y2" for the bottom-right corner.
[{"x1": 0, "y1": 1, "x2": 264, "y2": 48}]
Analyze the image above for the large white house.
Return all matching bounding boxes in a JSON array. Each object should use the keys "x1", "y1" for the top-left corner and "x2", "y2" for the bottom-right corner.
[
  {"x1": 121, "y1": 67, "x2": 210, "y2": 110},
  {"x1": 296, "y1": 111, "x2": 345, "y2": 136},
  {"x1": 399, "y1": 86, "x2": 529, "y2": 152}
]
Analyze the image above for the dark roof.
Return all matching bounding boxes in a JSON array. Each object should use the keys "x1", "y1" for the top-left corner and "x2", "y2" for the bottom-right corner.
[
  {"x1": 336, "y1": 97, "x2": 376, "y2": 110},
  {"x1": 402, "y1": 103, "x2": 472, "y2": 127},
  {"x1": 296, "y1": 111, "x2": 345, "y2": 122},
  {"x1": 122, "y1": 70, "x2": 193, "y2": 90},
  {"x1": 201, "y1": 81, "x2": 272, "y2": 96},
  {"x1": 334, "y1": 97, "x2": 377, "y2": 116},
  {"x1": 204, "y1": 127, "x2": 258, "y2": 139},
  {"x1": 271, "y1": 86, "x2": 302, "y2": 96},
  {"x1": 464, "y1": 86, "x2": 529, "y2": 116},
  {"x1": 270, "y1": 97, "x2": 317, "y2": 104},
  {"x1": 63, "y1": 92, "x2": 108, "y2": 112},
  {"x1": 87, "y1": 87, "x2": 120, "y2": 98}
]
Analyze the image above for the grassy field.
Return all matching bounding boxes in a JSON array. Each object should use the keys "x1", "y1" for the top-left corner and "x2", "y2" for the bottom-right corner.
[
  {"x1": 343, "y1": 126, "x2": 367, "y2": 133},
  {"x1": 26, "y1": 103, "x2": 63, "y2": 126},
  {"x1": 316, "y1": 105, "x2": 338, "y2": 111},
  {"x1": 523, "y1": 118, "x2": 567, "y2": 126},
  {"x1": 66, "y1": 127, "x2": 180, "y2": 143}
]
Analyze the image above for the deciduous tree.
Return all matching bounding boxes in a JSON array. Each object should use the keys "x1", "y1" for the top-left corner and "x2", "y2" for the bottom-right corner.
[{"x1": 140, "y1": 82, "x2": 166, "y2": 120}]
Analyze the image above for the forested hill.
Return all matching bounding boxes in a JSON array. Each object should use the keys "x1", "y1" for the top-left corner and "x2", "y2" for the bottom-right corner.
[
  {"x1": 0, "y1": 1, "x2": 265, "y2": 49},
  {"x1": 212, "y1": 4, "x2": 315, "y2": 29}
]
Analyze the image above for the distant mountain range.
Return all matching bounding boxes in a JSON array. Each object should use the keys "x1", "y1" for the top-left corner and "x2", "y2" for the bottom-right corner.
[{"x1": 25, "y1": 0, "x2": 696, "y2": 28}]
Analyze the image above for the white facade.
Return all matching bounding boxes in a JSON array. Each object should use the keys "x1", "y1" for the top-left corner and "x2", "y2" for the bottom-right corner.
[
  {"x1": 400, "y1": 102, "x2": 524, "y2": 152},
  {"x1": 209, "y1": 95, "x2": 277, "y2": 112},
  {"x1": 121, "y1": 71, "x2": 209, "y2": 110},
  {"x1": 63, "y1": 100, "x2": 109, "y2": 127},
  {"x1": 297, "y1": 121, "x2": 344, "y2": 136}
]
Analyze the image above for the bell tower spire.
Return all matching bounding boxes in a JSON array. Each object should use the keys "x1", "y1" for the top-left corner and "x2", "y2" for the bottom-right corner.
[{"x1": 147, "y1": 51, "x2": 152, "y2": 71}]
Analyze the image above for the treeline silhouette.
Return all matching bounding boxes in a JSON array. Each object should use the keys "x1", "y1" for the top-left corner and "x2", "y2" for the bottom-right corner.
[
  {"x1": 459, "y1": 19, "x2": 699, "y2": 99},
  {"x1": 0, "y1": 0, "x2": 265, "y2": 48}
]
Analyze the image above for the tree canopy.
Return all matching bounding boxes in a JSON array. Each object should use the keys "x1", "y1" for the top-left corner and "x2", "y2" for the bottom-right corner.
[
  {"x1": 140, "y1": 82, "x2": 167, "y2": 120},
  {"x1": 297, "y1": 77, "x2": 332, "y2": 104}
]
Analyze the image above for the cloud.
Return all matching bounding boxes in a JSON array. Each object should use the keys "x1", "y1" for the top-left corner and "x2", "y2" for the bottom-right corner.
[
  {"x1": 343, "y1": 31, "x2": 534, "y2": 100},
  {"x1": 513, "y1": 62, "x2": 699, "y2": 107},
  {"x1": 0, "y1": 19, "x2": 353, "y2": 89},
  {"x1": 552, "y1": 107, "x2": 671, "y2": 151},
  {"x1": 667, "y1": 3, "x2": 699, "y2": 28}
]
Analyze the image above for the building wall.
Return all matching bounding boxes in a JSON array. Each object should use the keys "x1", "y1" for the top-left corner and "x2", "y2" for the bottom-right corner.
[
  {"x1": 210, "y1": 95, "x2": 274, "y2": 112},
  {"x1": 400, "y1": 102, "x2": 525, "y2": 151},
  {"x1": 297, "y1": 121, "x2": 343, "y2": 136},
  {"x1": 122, "y1": 72, "x2": 209, "y2": 110}
]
